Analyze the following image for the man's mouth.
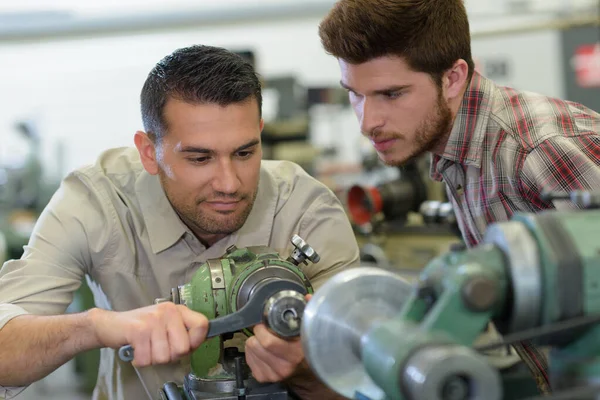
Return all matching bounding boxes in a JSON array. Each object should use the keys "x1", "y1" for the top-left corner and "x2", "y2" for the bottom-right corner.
[
  {"x1": 205, "y1": 200, "x2": 242, "y2": 211},
  {"x1": 370, "y1": 138, "x2": 397, "y2": 152}
]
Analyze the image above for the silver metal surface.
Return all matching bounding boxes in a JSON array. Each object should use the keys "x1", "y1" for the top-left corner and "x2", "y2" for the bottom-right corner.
[
  {"x1": 207, "y1": 259, "x2": 226, "y2": 290},
  {"x1": 359, "y1": 243, "x2": 391, "y2": 268},
  {"x1": 289, "y1": 234, "x2": 320, "y2": 265},
  {"x1": 262, "y1": 290, "x2": 305, "y2": 338},
  {"x1": 235, "y1": 266, "x2": 304, "y2": 311},
  {"x1": 402, "y1": 345, "x2": 502, "y2": 400},
  {"x1": 301, "y1": 266, "x2": 413, "y2": 400},
  {"x1": 177, "y1": 285, "x2": 188, "y2": 307},
  {"x1": 483, "y1": 221, "x2": 542, "y2": 333}
]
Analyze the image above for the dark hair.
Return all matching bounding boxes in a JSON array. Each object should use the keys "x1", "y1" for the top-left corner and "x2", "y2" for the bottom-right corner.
[
  {"x1": 319, "y1": 0, "x2": 475, "y2": 86},
  {"x1": 141, "y1": 45, "x2": 262, "y2": 140}
]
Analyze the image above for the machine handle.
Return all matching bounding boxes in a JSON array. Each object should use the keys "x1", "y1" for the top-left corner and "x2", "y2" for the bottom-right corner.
[{"x1": 118, "y1": 279, "x2": 306, "y2": 362}]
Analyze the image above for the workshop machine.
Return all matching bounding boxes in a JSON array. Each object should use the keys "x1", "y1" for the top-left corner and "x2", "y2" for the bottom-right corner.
[
  {"x1": 119, "y1": 234, "x2": 318, "y2": 400},
  {"x1": 346, "y1": 159, "x2": 462, "y2": 274},
  {"x1": 303, "y1": 191, "x2": 600, "y2": 400}
]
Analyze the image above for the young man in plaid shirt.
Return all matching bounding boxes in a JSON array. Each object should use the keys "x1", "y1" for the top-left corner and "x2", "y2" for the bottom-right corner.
[{"x1": 319, "y1": 0, "x2": 600, "y2": 395}]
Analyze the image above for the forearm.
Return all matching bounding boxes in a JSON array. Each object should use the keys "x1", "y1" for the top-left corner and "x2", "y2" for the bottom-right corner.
[
  {"x1": 285, "y1": 361, "x2": 348, "y2": 400},
  {"x1": 0, "y1": 310, "x2": 101, "y2": 387}
]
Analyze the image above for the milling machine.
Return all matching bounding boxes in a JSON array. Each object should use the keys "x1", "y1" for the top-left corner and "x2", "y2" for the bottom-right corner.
[
  {"x1": 303, "y1": 191, "x2": 600, "y2": 400},
  {"x1": 119, "y1": 234, "x2": 318, "y2": 400}
]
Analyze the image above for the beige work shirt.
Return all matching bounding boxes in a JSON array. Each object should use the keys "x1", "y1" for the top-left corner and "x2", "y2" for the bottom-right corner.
[{"x1": 0, "y1": 147, "x2": 360, "y2": 400}]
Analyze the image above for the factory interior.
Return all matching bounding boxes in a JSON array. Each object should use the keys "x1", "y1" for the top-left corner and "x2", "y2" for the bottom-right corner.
[{"x1": 0, "y1": 0, "x2": 599, "y2": 399}]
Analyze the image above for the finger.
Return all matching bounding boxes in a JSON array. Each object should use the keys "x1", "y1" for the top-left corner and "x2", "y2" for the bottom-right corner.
[
  {"x1": 179, "y1": 306, "x2": 208, "y2": 348},
  {"x1": 245, "y1": 334, "x2": 296, "y2": 381},
  {"x1": 245, "y1": 338, "x2": 280, "y2": 382},
  {"x1": 131, "y1": 336, "x2": 151, "y2": 368},
  {"x1": 253, "y1": 324, "x2": 303, "y2": 362},
  {"x1": 305, "y1": 294, "x2": 312, "y2": 301},
  {"x1": 167, "y1": 311, "x2": 191, "y2": 361},
  {"x1": 150, "y1": 322, "x2": 170, "y2": 364}
]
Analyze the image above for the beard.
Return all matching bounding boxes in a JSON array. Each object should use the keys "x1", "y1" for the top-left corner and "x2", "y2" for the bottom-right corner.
[
  {"x1": 159, "y1": 175, "x2": 259, "y2": 236},
  {"x1": 372, "y1": 91, "x2": 453, "y2": 167}
]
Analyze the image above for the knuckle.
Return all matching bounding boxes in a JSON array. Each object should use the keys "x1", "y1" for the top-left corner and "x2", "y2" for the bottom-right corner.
[
  {"x1": 262, "y1": 336, "x2": 277, "y2": 351},
  {"x1": 154, "y1": 352, "x2": 170, "y2": 364},
  {"x1": 172, "y1": 344, "x2": 191, "y2": 359},
  {"x1": 158, "y1": 302, "x2": 177, "y2": 316}
]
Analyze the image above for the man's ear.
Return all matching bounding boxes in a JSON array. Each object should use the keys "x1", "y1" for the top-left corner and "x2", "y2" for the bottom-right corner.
[
  {"x1": 134, "y1": 131, "x2": 159, "y2": 175},
  {"x1": 443, "y1": 59, "x2": 469, "y2": 101}
]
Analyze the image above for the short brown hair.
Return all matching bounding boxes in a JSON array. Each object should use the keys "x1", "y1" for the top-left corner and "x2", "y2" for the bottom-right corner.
[{"x1": 319, "y1": 0, "x2": 475, "y2": 86}]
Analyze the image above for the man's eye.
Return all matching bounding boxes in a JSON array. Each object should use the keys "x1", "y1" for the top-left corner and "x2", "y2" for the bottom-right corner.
[
  {"x1": 189, "y1": 157, "x2": 209, "y2": 164},
  {"x1": 385, "y1": 91, "x2": 403, "y2": 99},
  {"x1": 237, "y1": 151, "x2": 254, "y2": 159}
]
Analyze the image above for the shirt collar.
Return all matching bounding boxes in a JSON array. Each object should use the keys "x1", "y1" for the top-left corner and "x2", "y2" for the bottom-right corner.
[
  {"x1": 430, "y1": 72, "x2": 495, "y2": 179},
  {"x1": 227, "y1": 166, "x2": 276, "y2": 247},
  {"x1": 135, "y1": 165, "x2": 276, "y2": 255},
  {"x1": 135, "y1": 171, "x2": 187, "y2": 254}
]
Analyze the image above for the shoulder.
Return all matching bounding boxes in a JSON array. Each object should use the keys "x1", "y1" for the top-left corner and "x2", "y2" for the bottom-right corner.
[
  {"x1": 260, "y1": 160, "x2": 340, "y2": 209},
  {"x1": 70, "y1": 147, "x2": 144, "y2": 196},
  {"x1": 490, "y1": 85, "x2": 600, "y2": 152}
]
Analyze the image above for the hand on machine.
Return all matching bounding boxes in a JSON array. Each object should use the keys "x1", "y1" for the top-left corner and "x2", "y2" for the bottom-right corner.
[
  {"x1": 115, "y1": 234, "x2": 319, "y2": 400},
  {"x1": 302, "y1": 191, "x2": 600, "y2": 400}
]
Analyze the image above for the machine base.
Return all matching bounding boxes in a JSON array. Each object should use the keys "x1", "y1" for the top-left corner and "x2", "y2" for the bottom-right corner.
[{"x1": 159, "y1": 375, "x2": 290, "y2": 400}]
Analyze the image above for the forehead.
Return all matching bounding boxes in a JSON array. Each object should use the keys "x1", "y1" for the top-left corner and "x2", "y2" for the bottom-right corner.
[
  {"x1": 339, "y1": 56, "x2": 432, "y2": 91},
  {"x1": 162, "y1": 98, "x2": 261, "y2": 147}
]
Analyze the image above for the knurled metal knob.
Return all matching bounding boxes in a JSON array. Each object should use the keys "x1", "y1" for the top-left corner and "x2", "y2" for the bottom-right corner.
[{"x1": 289, "y1": 234, "x2": 320, "y2": 265}]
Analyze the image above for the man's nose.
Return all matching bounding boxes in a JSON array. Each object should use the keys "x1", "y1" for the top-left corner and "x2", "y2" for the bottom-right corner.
[
  {"x1": 212, "y1": 160, "x2": 241, "y2": 194},
  {"x1": 359, "y1": 98, "x2": 384, "y2": 135}
]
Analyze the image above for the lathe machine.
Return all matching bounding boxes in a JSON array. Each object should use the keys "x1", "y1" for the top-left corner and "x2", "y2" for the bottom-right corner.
[{"x1": 302, "y1": 190, "x2": 600, "y2": 400}]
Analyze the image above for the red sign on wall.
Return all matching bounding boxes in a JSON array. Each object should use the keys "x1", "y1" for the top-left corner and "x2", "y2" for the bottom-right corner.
[{"x1": 571, "y1": 43, "x2": 600, "y2": 88}]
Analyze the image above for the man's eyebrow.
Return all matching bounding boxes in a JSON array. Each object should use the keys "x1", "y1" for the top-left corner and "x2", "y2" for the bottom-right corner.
[
  {"x1": 340, "y1": 80, "x2": 412, "y2": 95},
  {"x1": 372, "y1": 85, "x2": 411, "y2": 95},
  {"x1": 179, "y1": 145, "x2": 212, "y2": 154},
  {"x1": 234, "y1": 139, "x2": 260, "y2": 153},
  {"x1": 340, "y1": 80, "x2": 354, "y2": 91},
  {"x1": 179, "y1": 139, "x2": 260, "y2": 154}
]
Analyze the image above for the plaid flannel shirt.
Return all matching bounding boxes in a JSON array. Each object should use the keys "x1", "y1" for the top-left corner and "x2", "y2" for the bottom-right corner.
[
  {"x1": 431, "y1": 71, "x2": 600, "y2": 246},
  {"x1": 430, "y1": 72, "x2": 600, "y2": 393}
]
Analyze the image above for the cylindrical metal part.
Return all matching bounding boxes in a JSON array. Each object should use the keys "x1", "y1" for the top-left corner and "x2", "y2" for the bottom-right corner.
[
  {"x1": 483, "y1": 221, "x2": 542, "y2": 334},
  {"x1": 301, "y1": 267, "x2": 413, "y2": 400},
  {"x1": 235, "y1": 266, "x2": 307, "y2": 311},
  {"x1": 401, "y1": 345, "x2": 501, "y2": 400},
  {"x1": 288, "y1": 234, "x2": 320, "y2": 265},
  {"x1": 262, "y1": 290, "x2": 306, "y2": 338},
  {"x1": 161, "y1": 382, "x2": 184, "y2": 400}
]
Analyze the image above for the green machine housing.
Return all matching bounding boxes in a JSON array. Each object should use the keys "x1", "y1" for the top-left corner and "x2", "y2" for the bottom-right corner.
[{"x1": 140, "y1": 234, "x2": 319, "y2": 400}]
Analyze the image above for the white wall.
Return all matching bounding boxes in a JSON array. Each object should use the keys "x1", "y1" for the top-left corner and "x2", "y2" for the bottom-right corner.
[
  {"x1": 0, "y1": 16, "x2": 346, "y2": 177},
  {"x1": 0, "y1": 0, "x2": 594, "y2": 178}
]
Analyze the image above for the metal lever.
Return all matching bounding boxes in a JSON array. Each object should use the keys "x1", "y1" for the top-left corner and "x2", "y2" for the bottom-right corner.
[
  {"x1": 287, "y1": 234, "x2": 320, "y2": 266},
  {"x1": 118, "y1": 279, "x2": 307, "y2": 362}
]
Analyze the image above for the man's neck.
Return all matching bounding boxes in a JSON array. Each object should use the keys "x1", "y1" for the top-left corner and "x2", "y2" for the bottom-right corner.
[
  {"x1": 195, "y1": 231, "x2": 227, "y2": 248},
  {"x1": 430, "y1": 83, "x2": 469, "y2": 156}
]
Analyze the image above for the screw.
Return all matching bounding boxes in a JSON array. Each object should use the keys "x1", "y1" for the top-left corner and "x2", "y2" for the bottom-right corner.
[{"x1": 461, "y1": 276, "x2": 498, "y2": 312}]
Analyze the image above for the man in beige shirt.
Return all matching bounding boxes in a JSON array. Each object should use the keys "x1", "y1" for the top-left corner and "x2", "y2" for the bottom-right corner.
[{"x1": 0, "y1": 45, "x2": 359, "y2": 400}]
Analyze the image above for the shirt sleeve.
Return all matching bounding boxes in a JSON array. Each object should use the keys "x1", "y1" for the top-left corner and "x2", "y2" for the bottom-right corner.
[
  {"x1": 296, "y1": 191, "x2": 361, "y2": 291},
  {"x1": 519, "y1": 134, "x2": 600, "y2": 210},
  {"x1": 0, "y1": 170, "x2": 116, "y2": 398}
]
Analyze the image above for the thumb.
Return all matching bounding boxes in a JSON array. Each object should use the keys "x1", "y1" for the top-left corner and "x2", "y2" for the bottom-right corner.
[
  {"x1": 305, "y1": 293, "x2": 313, "y2": 302},
  {"x1": 178, "y1": 305, "x2": 209, "y2": 348}
]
